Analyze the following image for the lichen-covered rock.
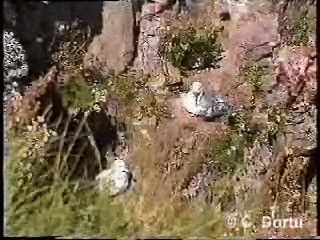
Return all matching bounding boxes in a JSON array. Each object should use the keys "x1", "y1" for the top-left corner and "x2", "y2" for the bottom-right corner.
[
  {"x1": 3, "y1": 30, "x2": 29, "y2": 110},
  {"x1": 182, "y1": 168, "x2": 215, "y2": 203},
  {"x1": 275, "y1": 45, "x2": 317, "y2": 157},
  {"x1": 236, "y1": 45, "x2": 317, "y2": 214},
  {"x1": 95, "y1": 158, "x2": 133, "y2": 196},
  {"x1": 274, "y1": 45, "x2": 316, "y2": 105}
]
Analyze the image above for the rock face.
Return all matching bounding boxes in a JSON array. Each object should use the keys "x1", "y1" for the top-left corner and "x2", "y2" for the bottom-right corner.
[
  {"x1": 95, "y1": 158, "x2": 133, "y2": 196},
  {"x1": 233, "y1": 44, "x2": 317, "y2": 213},
  {"x1": 181, "y1": 81, "x2": 231, "y2": 121},
  {"x1": 3, "y1": 1, "x2": 104, "y2": 79},
  {"x1": 133, "y1": 1, "x2": 166, "y2": 74},
  {"x1": 271, "y1": 0, "x2": 316, "y2": 46},
  {"x1": 85, "y1": 1, "x2": 136, "y2": 75},
  {"x1": 275, "y1": 45, "x2": 316, "y2": 155},
  {"x1": 133, "y1": 0, "x2": 199, "y2": 75},
  {"x1": 3, "y1": 0, "x2": 199, "y2": 80},
  {"x1": 218, "y1": 0, "x2": 252, "y2": 22},
  {"x1": 227, "y1": 14, "x2": 280, "y2": 66}
]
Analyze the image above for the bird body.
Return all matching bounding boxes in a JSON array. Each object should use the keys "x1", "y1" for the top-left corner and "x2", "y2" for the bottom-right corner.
[
  {"x1": 181, "y1": 81, "x2": 230, "y2": 120},
  {"x1": 96, "y1": 158, "x2": 132, "y2": 196}
]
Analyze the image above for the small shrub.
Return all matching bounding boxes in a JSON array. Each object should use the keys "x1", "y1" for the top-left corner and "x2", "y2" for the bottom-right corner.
[
  {"x1": 58, "y1": 73, "x2": 95, "y2": 111},
  {"x1": 104, "y1": 72, "x2": 169, "y2": 122},
  {"x1": 51, "y1": 20, "x2": 92, "y2": 73},
  {"x1": 227, "y1": 111, "x2": 262, "y2": 148},
  {"x1": 137, "y1": 93, "x2": 169, "y2": 120},
  {"x1": 238, "y1": 60, "x2": 271, "y2": 96},
  {"x1": 291, "y1": 15, "x2": 311, "y2": 46},
  {"x1": 202, "y1": 132, "x2": 246, "y2": 179},
  {"x1": 162, "y1": 25, "x2": 223, "y2": 71}
]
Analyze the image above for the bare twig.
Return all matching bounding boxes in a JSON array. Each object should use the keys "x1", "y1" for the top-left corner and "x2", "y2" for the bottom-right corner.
[
  {"x1": 45, "y1": 110, "x2": 53, "y2": 123},
  {"x1": 54, "y1": 112, "x2": 72, "y2": 183},
  {"x1": 84, "y1": 121, "x2": 102, "y2": 172},
  {"x1": 84, "y1": 165, "x2": 88, "y2": 179},
  {"x1": 67, "y1": 141, "x2": 88, "y2": 180},
  {"x1": 60, "y1": 111, "x2": 89, "y2": 173},
  {"x1": 49, "y1": 133, "x2": 90, "y2": 146},
  {"x1": 53, "y1": 112, "x2": 64, "y2": 129},
  {"x1": 41, "y1": 103, "x2": 53, "y2": 119}
]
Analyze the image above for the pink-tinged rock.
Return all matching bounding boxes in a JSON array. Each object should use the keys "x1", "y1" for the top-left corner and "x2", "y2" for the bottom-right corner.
[
  {"x1": 275, "y1": 45, "x2": 316, "y2": 105},
  {"x1": 227, "y1": 14, "x2": 280, "y2": 67}
]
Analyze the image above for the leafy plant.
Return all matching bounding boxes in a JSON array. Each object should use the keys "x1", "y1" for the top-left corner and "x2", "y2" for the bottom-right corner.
[
  {"x1": 137, "y1": 93, "x2": 169, "y2": 120},
  {"x1": 227, "y1": 111, "x2": 262, "y2": 148},
  {"x1": 58, "y1": 74, "x2": 95, "y2": 111},
  {"x1": 163, "y1": 25, "x2": 223, "y2": 71},
  {"x1": 291, "y1": 15, "x2": 311, "y2": 46},
  {"x1": 202, "y1": 133, "x2": 246, "y2": 179},
  {"x1": 104, "y1": 72, "x2": 169, "y2": 122},
  {"x1": 238, "y1": 60, "x2": 270, "y2": 96}
]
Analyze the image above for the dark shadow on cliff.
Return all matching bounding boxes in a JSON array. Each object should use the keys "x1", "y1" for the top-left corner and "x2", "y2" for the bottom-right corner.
[{"x1": 4, "y1": 1, "x2": 104, "y2": 81}]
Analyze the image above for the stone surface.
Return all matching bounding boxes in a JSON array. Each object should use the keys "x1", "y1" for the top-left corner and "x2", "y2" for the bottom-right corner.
[
  {"x1": 227, "y1": 14, "x2": 280, "y2": 66},
  {"x1": 235, "y1": 45, "x2": 317, "y2": 215},
  {"x1": 85, "y1": 1, "x2": 135, "y2": 75},
  {"x1": 133, "y1": 2, "x2": 165, "y2": 74}
]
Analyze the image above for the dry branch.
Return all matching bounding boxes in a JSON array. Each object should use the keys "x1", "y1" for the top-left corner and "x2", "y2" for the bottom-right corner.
[
  {"x1": 84, "y1": 121, "x2": 102, "y2": 172},
  {"x1": 60, "y1": 111, "x2": 90, "y2": 173},
  {"x1": 53, "y1": 112, "x2": 64, "y2": 129},
  {"x1": 54, "y1": 112, "x2": 72, "y2": 184},
  {"x1": 68, "y1": 141, "x2": 89, "y2": 180}
]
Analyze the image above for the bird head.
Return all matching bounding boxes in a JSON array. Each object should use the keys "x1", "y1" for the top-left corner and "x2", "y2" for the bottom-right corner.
[{"x1": 190, "y1": 81, "x2": 204, "y2": 94}]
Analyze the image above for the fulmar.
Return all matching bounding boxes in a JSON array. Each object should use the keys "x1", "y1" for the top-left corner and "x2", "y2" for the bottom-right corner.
[
  {"x1": 181, "y1": 81, "x2": 231, "y2": 121},
  {"x1": 95, "y1": 158, "x2": 133, "y2": 196}
]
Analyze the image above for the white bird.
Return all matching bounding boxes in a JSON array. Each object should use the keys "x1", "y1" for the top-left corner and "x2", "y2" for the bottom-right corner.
[
  {"x1": 181, "y1": 81, "x2": 230, "y2": 121},
  {"x1": 95, "y1": 158, "x2": 133, "y2": 196}
]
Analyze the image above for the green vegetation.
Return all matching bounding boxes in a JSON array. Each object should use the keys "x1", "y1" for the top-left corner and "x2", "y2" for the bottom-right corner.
[
  {"x1": 291, "y1": 14, "x2": 312, "y2": 46},
  {"x1": 6, "y1": 6, "x2": 315, "y2": 238},
  {"x1": 7, "y1": 138, "x2": 130, "y2": 237},
  {"x1": 203, "y1": 133, "x2": 246, "y2": 212},
  {"x1": 202, "y1": 133, "x2": 246, "y2": 178},
  {"x1": 58, "y1": 74, "x2": 95, "y2": 111},
  {"x1": 238, "y1": 59, "x2": 271, "y2": 97},
  {"x1": 51, "y1": 21, "x2": 92, "y2": 73},
  {"x1": 6, "y1": 20, "x2": 215, "y2": 238},
  {"x1": 163, "y1": 25, "x2": 223, "y2": 71},
  {"x1": 7, "y1": 125, "x2": 231, "y2": 237}
]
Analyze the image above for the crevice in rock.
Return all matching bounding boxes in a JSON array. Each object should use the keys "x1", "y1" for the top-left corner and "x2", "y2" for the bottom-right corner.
[{"x1": 128, "y1": 5, "x2": 142, "y2": 70}]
